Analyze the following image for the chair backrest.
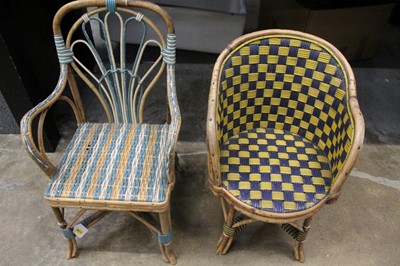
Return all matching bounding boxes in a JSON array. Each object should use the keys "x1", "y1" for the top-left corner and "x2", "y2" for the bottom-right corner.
[
  {"x1": 208, "y1": 30, "x2": 364, "y2": 193},
  {"x1": 53, "y1": 0, "x2": 177, "y2": 124}
]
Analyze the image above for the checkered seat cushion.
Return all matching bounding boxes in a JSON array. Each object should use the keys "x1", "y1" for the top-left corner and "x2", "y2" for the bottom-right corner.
[
  {"x1": 220, "y1": 127, "x2": 332, "y2": 213},
  {"x1": 45, "y1": 123, "x2": 170, "y2": 203}
]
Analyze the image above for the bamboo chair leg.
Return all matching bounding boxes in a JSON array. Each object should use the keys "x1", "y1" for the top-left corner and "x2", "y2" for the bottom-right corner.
[
  {"x1": 293, "y1": 217, "x2": 312, "y2": 263},
  {"x1": 66, "y1": 238, "x2": 78, "y2": 259},
  {"x1": 51, "y1": 207, "x2": 78, "y2": 259},
  {"x1": 216, "y1": 203, "x2": 236, "y2": 255},
  {"x1": 294, "y1": 241, "x2": 304, "y2": 263},
  {"x1": 159, "y1": 207, "x2": 177, "y2": 265}
]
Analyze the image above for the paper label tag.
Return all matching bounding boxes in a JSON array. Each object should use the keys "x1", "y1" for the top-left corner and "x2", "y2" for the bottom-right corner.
[{"x1": 73, "y1": 223, "x2": 88, "y2": 238}]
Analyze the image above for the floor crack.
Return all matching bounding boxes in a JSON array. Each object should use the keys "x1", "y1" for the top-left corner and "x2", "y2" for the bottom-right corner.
[{"x1": 351, "y1": 168, "x2": 400, "y2": 191}]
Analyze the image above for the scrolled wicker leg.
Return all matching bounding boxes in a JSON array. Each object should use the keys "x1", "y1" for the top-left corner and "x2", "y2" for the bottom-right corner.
[
  {"x1": 294, "y1": 240, "x2": 305, "y2": 263},
  {"x1": 160, "y1": 241, "x2": 177, "y2": 264},
  {"x1": 66, "y1": 238, "x2": 78, "y2": 259},
  {"x1": 216, "y1": 205, "x2": 236, "y2": 255},
  {"x1": 52, "y1": 207, "x2": 78, "y2": 259},
  {"x1": 293, "y1": 217, "x2": 312, "y2": 263},
  {"x1": 158, "y1": 208, "x2": 177, "y2": 265}
]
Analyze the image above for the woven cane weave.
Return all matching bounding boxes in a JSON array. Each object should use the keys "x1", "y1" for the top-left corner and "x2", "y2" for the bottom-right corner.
[
  {"x1": 216, "y1": 37, "x2": 354, "y2": 183},
  {"x1": 45, "y1": 123, "x2": 170, "y2": 202},
  {"x1": 220, "y1": 128, "x2": 332, "y2": 213}
]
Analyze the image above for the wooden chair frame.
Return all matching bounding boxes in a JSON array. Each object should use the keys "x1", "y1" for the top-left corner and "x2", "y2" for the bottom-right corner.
[
  {"x1": 20, "y1": 0, "x2": 180, "y2": 264},
  {"x1": 207, "y1": 29, "x2": 364, "y2": 262}
]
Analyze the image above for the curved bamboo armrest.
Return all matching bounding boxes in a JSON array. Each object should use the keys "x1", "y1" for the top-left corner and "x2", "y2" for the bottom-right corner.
[
  {"x1": 206, "y1": 66, "x2": 223, "y2": 188},
  {"x1": 206, "y1": 130, "x2": 221, "y2": 187},
  {"x1": 164, "y1": 34, "x2": 181, "y2": 184},
  {"x1": 20, "y1": 65, "x2": 70, "y2": 176},
  {"x1": 328, "y1": 81, "x2": 365, "y2": 198}
]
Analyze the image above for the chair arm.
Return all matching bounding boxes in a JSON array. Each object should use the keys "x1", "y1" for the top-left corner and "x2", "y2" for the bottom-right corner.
[
  {"x1": 165, "y1": 66, "x2": 181, "y2": 184},
  {"x1": 206, "y1": 74, "x2": 222, "y2": 187},
  {"x1": 329, "y1": 79, "x2": 365, "y2": 196},
  {"x1": 163, "y1": 34, "x2": 181, "y2": 183},
  {"x1": 20, "y1": 65, "x2": 69, "y2": 176},
  {"x1": 207, "y1": 147, "x2": 222, "y2": 187},
  {"x1": 166, "y1": 66, "x2": 180, "y2": 154}
]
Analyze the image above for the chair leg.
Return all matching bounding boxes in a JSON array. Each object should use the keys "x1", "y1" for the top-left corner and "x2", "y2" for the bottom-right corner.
[
  {"x1": 158, "y1": 207, "x2": 177, "y2": 265},
  {"x1": 293, "y1": 217, "x2": 312, "y2": 263},
  {"x1": 216, "y1": 204, "x2": 236, "y2": 255},
  {"x1": 294, "y1": 241, "x2": 305, "y2": 263},
  {"x1": 51, "y1": 207, "x2": 78, "y2": 259}
]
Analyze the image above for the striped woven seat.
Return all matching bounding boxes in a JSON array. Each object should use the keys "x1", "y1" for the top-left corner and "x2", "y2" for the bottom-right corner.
[
  {"x1": 220, "y1": 128, "x2": 332, "y2": 213},
  {"x1": 45, "y1": 123, "x2": 170, "y2": 203}
]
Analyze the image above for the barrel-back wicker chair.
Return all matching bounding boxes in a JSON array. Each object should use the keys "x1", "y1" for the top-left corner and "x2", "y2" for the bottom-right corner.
[
  {"x1": 207, "y1": 29, "x2": 364, "y2": 262},
  {"x1": 20, "y1": 0, "x2": 180, "y2": 264}
]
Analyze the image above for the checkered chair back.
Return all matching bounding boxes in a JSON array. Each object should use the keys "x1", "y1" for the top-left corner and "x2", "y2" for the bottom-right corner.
[{"x1": 215, "y1": 34, "x2": 354, "y2": 184}]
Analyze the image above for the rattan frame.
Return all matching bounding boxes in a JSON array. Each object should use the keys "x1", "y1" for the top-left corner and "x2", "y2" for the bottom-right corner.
[
  {"x1": 206, "y1": 29, "x2": 364, "y2": 261},
  {"x1": 20, "y1": 0, "x2": 180, "y2": 264}
]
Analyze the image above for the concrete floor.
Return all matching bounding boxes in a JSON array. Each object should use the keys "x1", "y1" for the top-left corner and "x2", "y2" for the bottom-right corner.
[{"x1": 1, "y1": 24, "x2": 400, "y2": 266}]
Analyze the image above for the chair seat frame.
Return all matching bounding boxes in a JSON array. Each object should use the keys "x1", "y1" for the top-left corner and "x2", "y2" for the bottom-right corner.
[
  {"x1": 20, "y1": 0, "x2": 180, "y2": 264},
  {"x1": 207, "y1": 29, "x2": 364, "y2": 262}
]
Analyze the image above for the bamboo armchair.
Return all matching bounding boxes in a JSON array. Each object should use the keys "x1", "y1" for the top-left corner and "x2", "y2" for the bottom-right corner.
[
  {"x1": 207, "y1": 29, "x2": 364, "y2": 262},
  {"x1": 20, "y1": 0, "x2": 180, "y2": 264}
]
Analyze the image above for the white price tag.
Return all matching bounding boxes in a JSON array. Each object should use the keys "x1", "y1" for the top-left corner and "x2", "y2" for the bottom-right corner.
[{"x1": 73, "y1": 223, "x2": 88, "y2": 238}]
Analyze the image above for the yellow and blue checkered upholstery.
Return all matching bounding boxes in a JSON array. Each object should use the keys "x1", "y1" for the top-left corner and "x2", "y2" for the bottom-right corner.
[
  {"x1": 216, "y1": 36, "x2": 354, "y2": 184},
  {"x1": 220, "y1": 128, "x2": 332, "y2": 213},
  {"x1": 45, "y1": 123, "x2": 170, "y2": 203}
]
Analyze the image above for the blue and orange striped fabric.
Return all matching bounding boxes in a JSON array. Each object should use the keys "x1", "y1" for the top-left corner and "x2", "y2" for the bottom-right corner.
[{"x1": 45, "y1": 123, "x2": 170, "y2": 203}]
